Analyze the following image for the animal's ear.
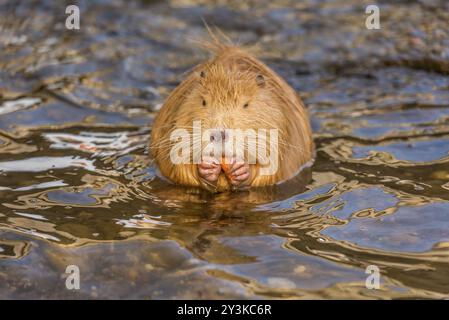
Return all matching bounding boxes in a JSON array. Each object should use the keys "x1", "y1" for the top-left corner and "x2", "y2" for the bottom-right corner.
[
  {"x1": 200, "y1": 70, "x2": 206, "y2": 78},
  {"x1": 256, "y1": 74, "x2": 265, "y2": 87}
]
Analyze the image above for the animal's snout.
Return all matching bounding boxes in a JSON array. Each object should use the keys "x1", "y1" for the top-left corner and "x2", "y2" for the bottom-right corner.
[{"x1": 210, "y1": 129, "x2": 228, "y2": 142}]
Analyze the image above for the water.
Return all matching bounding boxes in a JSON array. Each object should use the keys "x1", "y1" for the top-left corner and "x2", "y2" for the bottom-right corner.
[{"x1": 1, "y1": 0, "x2": 449, "y2": 299}]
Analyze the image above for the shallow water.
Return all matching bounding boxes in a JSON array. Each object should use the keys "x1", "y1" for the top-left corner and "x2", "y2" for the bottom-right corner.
[{"x1": 1, "y1": 0, "x2": 449, "y2": 299}]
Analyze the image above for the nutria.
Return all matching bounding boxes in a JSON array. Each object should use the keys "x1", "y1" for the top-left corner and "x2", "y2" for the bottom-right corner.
[{"x1": 150, "y1": 40, "x2": 314, "y2": 193}]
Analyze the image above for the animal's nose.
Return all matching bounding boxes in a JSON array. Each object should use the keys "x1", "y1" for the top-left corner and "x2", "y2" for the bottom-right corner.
[{"x1": 210, "y1": 129, "x2": 228, "y2": 142}]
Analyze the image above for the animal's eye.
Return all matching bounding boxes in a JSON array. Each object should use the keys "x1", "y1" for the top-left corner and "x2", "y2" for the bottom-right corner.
[
  {"x1": 202, "y1": 99, "x2": 207, "y2": 107},
  {"x1": 256, "y1": 74, "x2": 265, "y2": 87},
  {"x1": 243, "y1": 102, "x2": 249, "y2": 108}
]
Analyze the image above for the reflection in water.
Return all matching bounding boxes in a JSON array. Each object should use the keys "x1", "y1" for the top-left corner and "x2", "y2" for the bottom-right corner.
[{"x1": 1, "y1": 0, "x2": 449, "y2": 299}]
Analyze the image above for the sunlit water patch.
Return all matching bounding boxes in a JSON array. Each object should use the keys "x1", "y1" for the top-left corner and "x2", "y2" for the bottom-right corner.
[{"x1": 1, "y1": 0, "x2": 449, "y2": 299}]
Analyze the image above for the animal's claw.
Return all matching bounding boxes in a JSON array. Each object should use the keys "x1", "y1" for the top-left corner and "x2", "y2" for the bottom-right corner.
[
  {"x1": 198, "y1": 156, "x2": 221, "y2": 184},
  {"x1": 222, "y1": 158, "x2": 251, "y2": 187}
]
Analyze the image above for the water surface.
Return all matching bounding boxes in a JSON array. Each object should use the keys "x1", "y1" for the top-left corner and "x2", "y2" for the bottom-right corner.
[{"x1": 1, "y1": 0, "x2": 449, "y2": 299}]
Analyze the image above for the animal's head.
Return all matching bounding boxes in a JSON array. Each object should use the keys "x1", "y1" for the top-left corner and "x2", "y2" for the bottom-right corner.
[{"x1": 176, "y1": 60, "x2": 284, "y2": 163}]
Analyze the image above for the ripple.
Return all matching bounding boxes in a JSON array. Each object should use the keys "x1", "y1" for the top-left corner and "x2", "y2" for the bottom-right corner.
[
  {"x1": 323, "y1": 201, "x2": 449, "y2": 253},
  {"x1": 0, "y1": 239, "x2": 30, "y2": 259},
  {"x1": 0, "y1": 156, "x2": 96, "y2": 173},
  {"x1": 0, "y1": 97, "x2": 42, "y2": 115},
  {"x1": 1, "y1": 0, "x2": 449, "y2": 299}
]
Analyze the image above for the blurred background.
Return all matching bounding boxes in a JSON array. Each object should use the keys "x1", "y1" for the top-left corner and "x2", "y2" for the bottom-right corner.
[{"x1": 0, "y1": 0, "x2": 449, "y2": 299}]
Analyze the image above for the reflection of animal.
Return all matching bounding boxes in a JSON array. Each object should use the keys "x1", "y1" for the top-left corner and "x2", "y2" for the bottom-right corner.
[{"x1": 151, "y1": 41, "x2": 314, "y2": 192}]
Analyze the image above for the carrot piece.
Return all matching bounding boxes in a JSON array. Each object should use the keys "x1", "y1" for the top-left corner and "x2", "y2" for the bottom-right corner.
[{"x1": 220, "y1": 156, "x2": 232, "y2": 180}]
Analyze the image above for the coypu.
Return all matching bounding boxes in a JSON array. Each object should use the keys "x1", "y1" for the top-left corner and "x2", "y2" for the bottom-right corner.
[{"x1": 150, "y1": 40, "x2": 314, "y2": 193}]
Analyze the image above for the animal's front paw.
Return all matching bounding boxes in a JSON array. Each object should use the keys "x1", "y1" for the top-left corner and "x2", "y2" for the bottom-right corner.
[
  {"x1": 198, "y1": 156, "x2": 221, "y2": 186},
  {"x1": 222, "y1": 158, "x2": 251, "y2": 188}
]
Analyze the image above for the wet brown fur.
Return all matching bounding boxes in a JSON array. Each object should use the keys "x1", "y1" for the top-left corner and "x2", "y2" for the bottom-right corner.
[{"x1": 150, "y1": 38, "x2": 314, "y2": 192}]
